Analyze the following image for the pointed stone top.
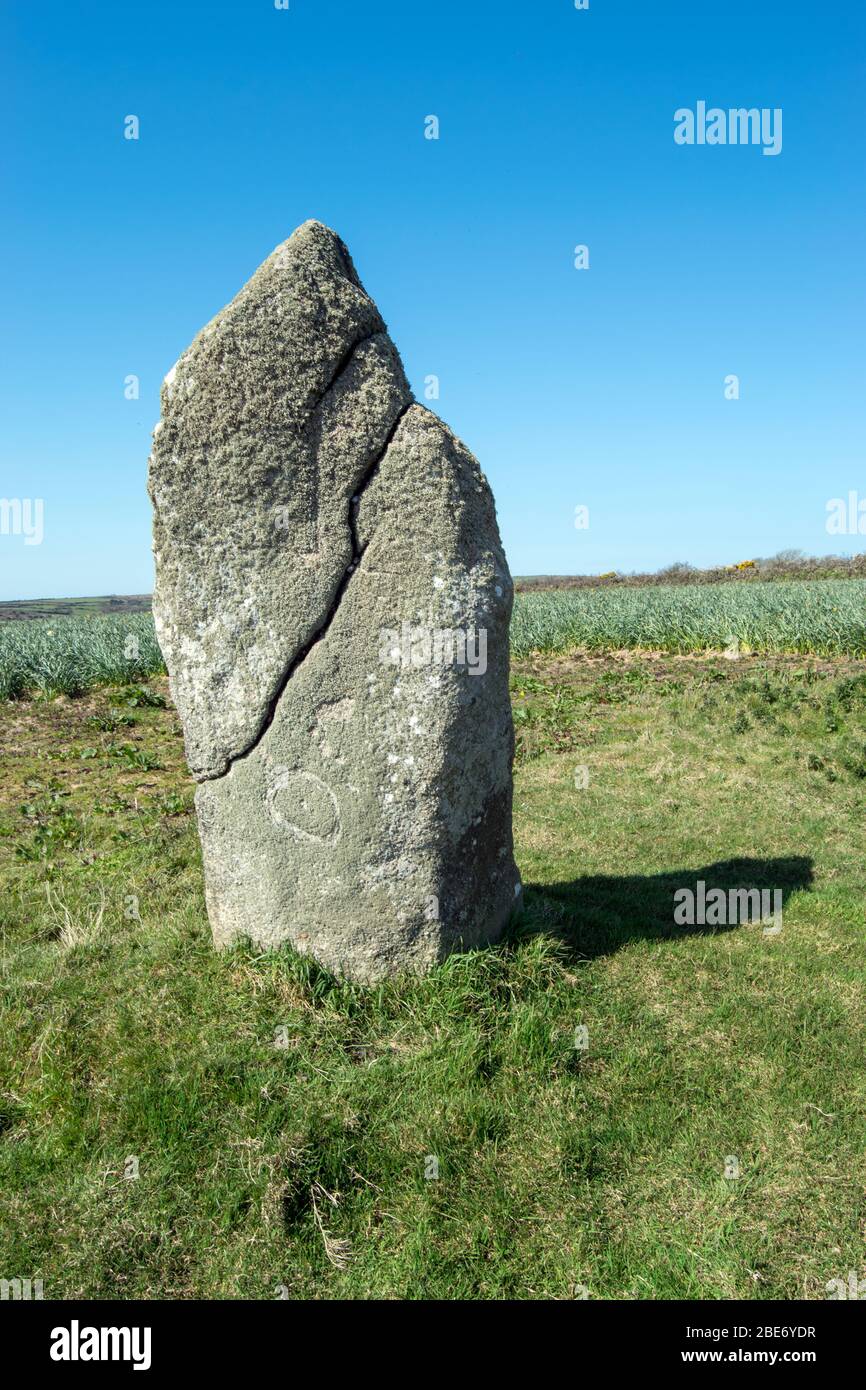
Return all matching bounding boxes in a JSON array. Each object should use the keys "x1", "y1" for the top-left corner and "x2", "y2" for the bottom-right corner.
[
  {"x1": 160, "y1": 220, "x2": 385, "y2": 438},
  {"x1": 259, "y1": 219, "x2": 361, "y2": 288}
]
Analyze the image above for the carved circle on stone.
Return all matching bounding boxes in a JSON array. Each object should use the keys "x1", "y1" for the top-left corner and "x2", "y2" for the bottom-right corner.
[{"x1": 266, "y1": 767, "x2": 342, "y2": 845}]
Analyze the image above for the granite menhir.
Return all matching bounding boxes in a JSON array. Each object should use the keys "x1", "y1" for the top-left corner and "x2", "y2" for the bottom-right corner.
[{"x1": 148, "y1": 221, "x2": 520, "y2": 981}]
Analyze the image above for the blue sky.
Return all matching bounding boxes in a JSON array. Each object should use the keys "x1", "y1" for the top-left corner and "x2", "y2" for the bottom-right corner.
[{"x1": 2, "y1": 0, "x2": 864, "y2": 600}]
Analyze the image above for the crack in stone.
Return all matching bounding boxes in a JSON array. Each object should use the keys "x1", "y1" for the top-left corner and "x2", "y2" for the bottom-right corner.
[
  {"x1": 303, "y1": 322, "x2": 381, "y2": 429},
  {"x1": 196, "y1": 398, "x2": 413, "y2": 783}
]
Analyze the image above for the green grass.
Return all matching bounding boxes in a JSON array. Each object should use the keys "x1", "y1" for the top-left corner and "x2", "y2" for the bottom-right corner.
[{"x1": 0, "y1": 654, "x2": 864, "y2": 1299}]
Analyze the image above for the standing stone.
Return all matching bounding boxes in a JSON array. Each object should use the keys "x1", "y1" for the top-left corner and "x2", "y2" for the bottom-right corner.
[{"x1": 148, "y1": 221, "x2": 520, "y2": 981}]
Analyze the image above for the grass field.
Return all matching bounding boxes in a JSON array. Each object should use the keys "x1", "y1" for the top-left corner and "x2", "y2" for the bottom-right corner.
[{"x1": 1, "y1": 653, "x2": 864, "y2": 1298}]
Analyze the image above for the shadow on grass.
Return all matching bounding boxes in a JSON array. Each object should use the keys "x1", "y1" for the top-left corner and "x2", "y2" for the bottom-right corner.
[{"x1": 519, "y1": 855, "x2": 814, "y2": 961}]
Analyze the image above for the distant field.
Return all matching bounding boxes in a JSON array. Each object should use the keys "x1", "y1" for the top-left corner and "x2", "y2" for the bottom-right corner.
[
  {"x1": 515, "y1": 552, "x2": 866, "y2": 590},
  {"x1": 0, "y1": 595, "x2": 152, "y2": 622},
  {"x1": 2, "y1": 579, "x2": 866, "y2": 698},
  {"x1": 5, "y1": 554, "x2": 866, "y2": 619}
]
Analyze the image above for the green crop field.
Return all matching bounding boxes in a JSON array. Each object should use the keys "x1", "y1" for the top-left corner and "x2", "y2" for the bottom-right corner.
[
  {"x1": 510, "y1": 579, "x2": 866, "y2": 660},
  {"x1": 0, "y1": 613, "x2": 163, "y2": 700},
  {"x1": 2, "y1": 579, "x2": 866, "y2": 701}
]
